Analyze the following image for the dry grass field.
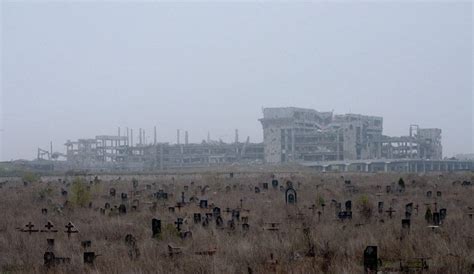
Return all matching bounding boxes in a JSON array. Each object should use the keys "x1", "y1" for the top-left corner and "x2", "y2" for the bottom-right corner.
[{"x1": 0, "y1": 170, "x2": 473, "y2": 273}]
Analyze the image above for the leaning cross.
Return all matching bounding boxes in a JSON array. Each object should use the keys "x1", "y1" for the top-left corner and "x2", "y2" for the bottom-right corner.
[{"x1": 64, "y1": 222, "x2": 79, "y2": 238}]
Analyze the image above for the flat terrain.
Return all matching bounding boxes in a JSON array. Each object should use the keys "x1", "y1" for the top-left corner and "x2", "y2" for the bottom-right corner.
[{"x1": 0, "y1": 170, "x2": 473, "y2": 273}]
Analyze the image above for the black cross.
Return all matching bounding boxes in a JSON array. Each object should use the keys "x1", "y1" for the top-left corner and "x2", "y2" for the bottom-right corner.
[
  {"x1": 64, "y1": 222, "x2": 78, "y2": 238},
  {"x1": 386, "y1": 207, "x2": 396, "y2": 219},
  {"x1": 175, "y1": 218, "x2": 183, "y2": 231},
  {"x1": 23, "y1": 222, "x2": 39, "y2": 234},
  {"x1": 240, "y1": 199, "x2": 243, "y2": 209},
  {"x1": 41, "y1": 221, "x2": 58, "y2": 232},
  {"x1": 181, "y1": 192, "x2": 185, "y2": 204}
]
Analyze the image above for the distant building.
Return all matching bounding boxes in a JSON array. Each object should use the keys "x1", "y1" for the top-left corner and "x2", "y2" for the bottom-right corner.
[{"x1": 259, "y1": 107, "x2": 442, "y2": 164}]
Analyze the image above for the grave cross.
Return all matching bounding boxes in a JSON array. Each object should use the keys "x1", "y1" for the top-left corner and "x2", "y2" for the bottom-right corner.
[
  {"x1": 64, "y1": 222, "x2": 79, "y2": 238},
  {"x1": 175, "y1": 218, "x2": 183, "y2": 231},
  {"x1": 386, "y1": 207, "x2": 396, "y2": 219},
  {"x1": 22, "y1": 222, "x2": 39, "y2": 234},
  {"x1": 41, "y1": 221, "x2": 58, "y2": 232}
]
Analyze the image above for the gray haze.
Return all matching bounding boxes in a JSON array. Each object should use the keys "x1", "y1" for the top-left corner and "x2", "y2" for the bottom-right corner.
[{"x1": 1, "y1": 2, "x2": 472, "y2": 161}]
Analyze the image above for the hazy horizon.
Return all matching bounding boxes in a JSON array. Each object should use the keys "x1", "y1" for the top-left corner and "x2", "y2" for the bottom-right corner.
[{"x1": 1, "y1": 2, "x2": 473, "y2": 161}]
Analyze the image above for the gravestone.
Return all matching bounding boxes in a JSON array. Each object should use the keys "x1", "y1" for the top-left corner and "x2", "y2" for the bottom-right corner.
[
  {"x1": 104, "y1": 203, "x2": 110, "y2": 209},
  {"x1": 263, "y1": 183, "x2": 269, "y2": 190},
  {"x1": 439, "y1": 208, "x2": 447, "y2": 222},
  {"x1": 425, "y1": 208, "x2": 433, "y2": 223},
  {"x1": 433, "y1": 212, "x2": 440, "y2": 226},
  {"x1": 118, "y1": 204, "x2": 127, "y2": 215},
  {"x1": 213, "y1": 207, "x2": 221, "y2": 218},
  {"x1": 378, "y1": 202, "x2": 384, "y2": 214},
  {"x1": 47, "y1": 238, "x2": 55, "y2": 251},
  {"x1": 231, "y1": 209, "x2": 240, "y2": 221},
  {"x1": 194, "y1": 213, "x2": 202, "y2": 224},
  {"x1": 83, "y1": 252, "x2": 96, "y2": 265},
  {"x1": 109, "y1": 188, "x2": 116, "y2": 197},
  {"x1": 255, "y1": 187, "x2": 260, "y2": 194},
  {"x1": 200, "y1": 200, "x2": 208, "y2": 209},
  {"x1": 272, "y1": 179, "x2": 279, "y2": 188},
  {"x1": 81, "y1": 240, "x2": 92, "y2": 249},
  {"x1": 152, "y1": 219, "x2": 161, "y2": 238},
  {"x1": 216, "y1": 216, "x2": 224, "y2": 227},
  {"x1": 363, "y1": 246, "x2": 378, "y2": 273},
  {"x1": 386, "y1": 186, "x2": 391, "y2": 193},
  {"x1": 426, "y1": 191, "x2": 432, "y2": 198},
  {"x1": 285, "y1": 187, "x2": 297, "y2": 204},
  {"x1": 437, "y1": 191, "x2": 442, "y2": 198},
  {"x1": 286, "y1": 181, "x2": 293, "y2": 188},
  {"x1": 42, "y1": 208, "x2": 48, "y2": 215},
  {"x1": 121, "y1": 193, "x2": 128, "y2": 201},
  {"x1": 64, "y1": 222, "x2": 79, "y2": 238},
  {"x1": 402, "y1": 219, "x2": 411, "y2": 230},
  {"x1": 242, "y1": 223, "x2": 250, "y2": 231},
  {"x1": 345, "y1": 200, "x2": 352, "y2": 212}
]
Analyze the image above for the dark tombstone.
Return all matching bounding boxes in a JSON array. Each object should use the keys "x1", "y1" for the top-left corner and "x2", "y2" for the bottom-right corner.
[
  {"x1": 398, "y1": 178, "x2": 405, "y2": 193},
  {"x1": 402, "y1": 219, "x2": 411, "y2": 231},
  {"x1": 61, "y1": 189, "x2": 68, "y2": 197},
  {"x1": 119, "y1": 204, "x2": 127, "y2": 215},
  {"x1": 231, "y1": 209, "x2": 240, "y2": 221},
  {"x1": 47, "y1": 238, "x2": 55, "y2": 251},
  {"x1": 194, "y1": 213, "x2": 202, "y2": 224},
  {"x1": 386, "y1": 185, "x2": 391, "y2": 193},
  {"x1": 378, "y1": 202, "x2": 384, "y2": 214},
  {"x1": 42, "y1": 208, "x2": 48, "y2": 215},
  {"x1": 216, "y1": 216, "x2": 224, "y2": 227},
  {"x1": 405, "y1": 211, "x2": 412, "y2": 219},
  {"x1": 146, "y1": 184, "x2": 152, "y2": 190},
  {"x1": 83, "y1": 252, "x2": 96, "y2": 265},
  {"x1": 152, "y1": 218, "x2": 161, "y2": 238},
  {"x1": 230, "y1": 172, "x2": 234, "y2": 178},
  {"x1": 345, "y1": 180, "x2": 351, "y2": 185},
  {"x1": 44, "y1": 252, "x2": 55, "y2": 267},
  {"x1": 227, "y1": 220, "x2": 236, "y2": 230},
  {"x1": 386, "y1": 207, "x2": 395, "y2": 219},
  {"x1": 285, "y1": 187, "x2": 297, "y2": 205},
  {"x1": 338, "y1": 211, "x2": 352, "y2": 220},
  {"x1": 345, "y1": 200, "x2": 352, "y2": 212},
  {"x1": 437, "y1": 191, "x2": 442, "y2": 197},
  {"x1": 425, "y1": 208, "x2": 433, "y2": 223},
  {"x1": 200, "y1": 200, "x2": 208, "y2": 209},
  {"x1": 286, "y1": 181, "x2": 293, "y2": 188},
  {"x1": 433, "y1": 212, "x2": 440, "y2": 226},
  {"x1": 81, "y1": 240, "x2": 92, "y2": 249},
  {"x1": 213, "y1": 207, "x2": 221, "y2": 218},
  {"x1": 104, "y1": 203, "x2": 110, "y2": 209},
  {"x1": 132, "y1": 179, "x2": 138, "y2": 189},
  {"x1": 109, "y1": 188, "x2": 116, "y2": 197},
  {"x1": 100, "y1": 208, "x2": 105, "y2": 215},
  {"x1": 426, "y1": 191, "x2": 432, "y2": 198},
  {"x1": 121, "y1": 193, "x2": 128, "y2": 201},
  {"x1": 181, "y1": 192, "x2": 185, "y2": 204},
  {"x1": 406, "y1": 203, "x2": 413, "y2": 214},
  {"x1": 254, "y1": 187, "x2": 260, "y2": 194},
  {"x1": 363, "y1": 246, "x2": 378, "y2": 273},
  {"x1": 272, "y1": 179, "x2": 279, "y2": 188},
  {"x1": 242, "y1": 223, "x2": 250, "y2": 231},
  {"x1": 262, "y1": 183, "x2": 269, "y2": 190},
  {"x1": 439, "y1": 208, "x2": 447, "y2": 222},
  {"x1": 280, "y1": 185, "x2": 284, "y2": 192}
]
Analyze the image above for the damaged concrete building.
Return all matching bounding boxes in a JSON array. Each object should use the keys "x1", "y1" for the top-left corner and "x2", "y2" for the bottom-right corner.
[
  {"x1": 32, "y1": 106, "x2": 472, "y2": 172},
  {"x1": 62, "y1": 129, "x2": 263, "y2": 171},
  {"x1": 260, "y1": 107, "x2": 442, "y2": 163}
]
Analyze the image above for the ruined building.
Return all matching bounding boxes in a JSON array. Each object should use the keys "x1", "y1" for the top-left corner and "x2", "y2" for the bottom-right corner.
[
  {"x1": 260, "y1": 107, "x2": 442, "y2": 164},
  {"x1": 32, "y1": 106, "x2": 468, "y2": 172}
]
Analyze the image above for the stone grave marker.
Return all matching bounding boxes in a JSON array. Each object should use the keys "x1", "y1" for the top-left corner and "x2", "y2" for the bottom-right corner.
[
  {"x1": 272, "y1": 179, "x2": 279, "y2": 188},
  {"x1": 285, "y1": 187, "x2": 297, "y2": 204},
  {"x1": 200, "y1": 200, "x2": 208, "y2": 208},
  {"x1": 263, "y1": 183, "x2": 269, "y2": 190},
  {"x1": 119, "y1": 204, "x2": 127, "y2": 215},
  {"x1": 152, "y1": 218, "x2": 161, "y2": 238},
  {"x1": 363, "y1": 246, "x2": 378, "y2": 273}
]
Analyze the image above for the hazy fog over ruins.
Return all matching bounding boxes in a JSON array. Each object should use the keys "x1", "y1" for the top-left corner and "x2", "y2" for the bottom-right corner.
[{"x1": 1, "y1": 2, "x2": 472, "y2": 162}]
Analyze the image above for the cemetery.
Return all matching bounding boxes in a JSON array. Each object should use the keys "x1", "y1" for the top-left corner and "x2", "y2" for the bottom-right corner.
[{"x1": 0, "y1": 170, "x2": 473, "y2": 273}]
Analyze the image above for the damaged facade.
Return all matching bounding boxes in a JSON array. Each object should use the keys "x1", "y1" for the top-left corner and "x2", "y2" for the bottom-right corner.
[
  {"x1": 33, "y1": 106, "x2": 464, "y2": 172},
  {"x1": 260, "y1": 107, "x2": 442, "y2": 163}
]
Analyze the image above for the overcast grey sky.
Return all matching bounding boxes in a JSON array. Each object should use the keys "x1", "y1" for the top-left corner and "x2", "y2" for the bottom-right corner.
[{"x1": 1, "y1": 1, "x2": 472, "y2": 161}]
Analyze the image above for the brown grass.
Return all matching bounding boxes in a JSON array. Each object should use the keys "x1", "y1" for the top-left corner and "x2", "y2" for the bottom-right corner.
[{"x1": 0, "y1": 170, "x2": 473, "y2": 273}]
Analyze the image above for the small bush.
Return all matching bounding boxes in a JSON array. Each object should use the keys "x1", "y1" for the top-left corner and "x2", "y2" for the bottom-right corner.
[{"x1": 70, "y1": 177, "x2": 91, "y2": 207}]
